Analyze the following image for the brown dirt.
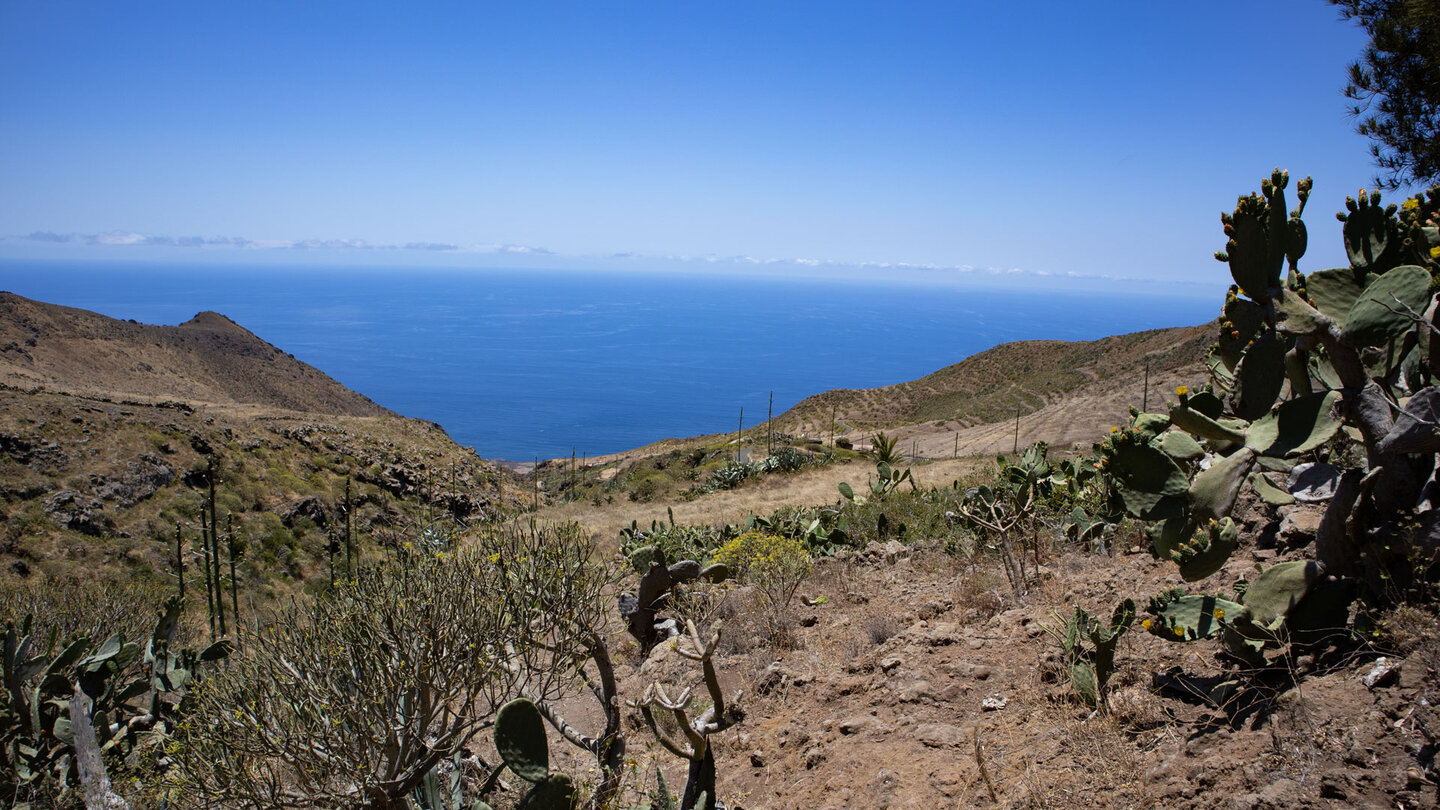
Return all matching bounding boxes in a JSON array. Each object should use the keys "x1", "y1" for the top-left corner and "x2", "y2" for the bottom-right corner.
[{"x1": 575, "y1": 533, "x2": 1440, "y2": 809}]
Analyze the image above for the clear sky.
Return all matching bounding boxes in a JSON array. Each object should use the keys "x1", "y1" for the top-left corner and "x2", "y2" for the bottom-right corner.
[{"x1": 0, "y1": 2, "x2": 1398, "y2": 288}]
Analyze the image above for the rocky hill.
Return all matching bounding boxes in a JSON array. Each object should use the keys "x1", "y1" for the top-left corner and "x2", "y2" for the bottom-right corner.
[
  {"x1": 0, "y1": 294, "x2": 515, "y2": 600},
  {"x1": 0, "y1": 291, "x2": 390, "y2": 416}
]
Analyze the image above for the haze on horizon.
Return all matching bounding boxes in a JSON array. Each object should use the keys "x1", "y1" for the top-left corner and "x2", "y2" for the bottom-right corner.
[{"x1": 0, "y1": 2, "x2": 1392, "y2": 288}]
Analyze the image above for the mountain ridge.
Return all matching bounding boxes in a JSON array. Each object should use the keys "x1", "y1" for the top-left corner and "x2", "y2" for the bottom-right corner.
[{"x1": 0, "y1": 291, "x2": 391, "y2": 418}]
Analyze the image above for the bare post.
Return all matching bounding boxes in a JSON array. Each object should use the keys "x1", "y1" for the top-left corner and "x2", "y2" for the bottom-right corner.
[
  {"x1": 344, "y1": 475, "x2": 354, "y2": 578},
  {"x1": 1013, "y1": 408, "x2": 1021, "y2": 455},
  {"x1": 173, "y1": 522, "x2": 184, "y2": 604},
  {"x1": 200, "y1": 504, "x2": 216, "y2": 641},
  {"x1": 227, "y1": 514, "x2": 240, "y2": 634},
  {"x1": 736, "y1": 406, "x2": 743, "y2": 463},
  {"x1": 1142, "y1": 358, "x2": 1150, "y2": 411}
]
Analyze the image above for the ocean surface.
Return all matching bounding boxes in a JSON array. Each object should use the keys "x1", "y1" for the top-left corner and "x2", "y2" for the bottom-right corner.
[{"x1": 0, "y1": 261, "x2": 1216, "y2": 460}]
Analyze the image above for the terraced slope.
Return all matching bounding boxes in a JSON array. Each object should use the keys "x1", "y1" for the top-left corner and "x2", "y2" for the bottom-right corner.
[{"x1": 777, "y1": 324, "x2": 1213, "y2": 437}]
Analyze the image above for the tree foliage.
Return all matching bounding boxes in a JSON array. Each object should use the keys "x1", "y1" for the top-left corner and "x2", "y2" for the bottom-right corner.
[{"x1": 1333, "y1": 0, "x2": 1440, "y2": 188}]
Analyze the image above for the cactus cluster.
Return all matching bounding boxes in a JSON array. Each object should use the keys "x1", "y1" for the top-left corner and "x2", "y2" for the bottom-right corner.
[
  {"x1": 954, "y1": 442, "x2": 1103, "y2": 596},
  {"x1": 838, "y1": 458, "x2": 915, "y2": 503},
  {"x1": 484, "y1": 698, "x2": 576, "y2": 810},
  {"x1": 618, "y1": 547, "x2": 731, "y2": 655},
  {"x1": 1102, "y1": 171, "x2": 1440, "y2": 682},
  {"x1": 1145, "y1": 558, "x2": 1355, "y2": 670},
  {"x1": 1, "y1": 597, "x2": 230, "y2": 802},
  {"x1": 1057, "y1": 598, "x2": 1136, "y2": 709},
  {"x1": 632, "y1": 620, "x2": 744, "y2": 810}
]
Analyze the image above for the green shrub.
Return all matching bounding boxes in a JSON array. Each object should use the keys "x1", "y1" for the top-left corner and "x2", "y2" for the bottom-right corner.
[{"x1": 713, "y1": 531, "x2": 812, "y2": 637}]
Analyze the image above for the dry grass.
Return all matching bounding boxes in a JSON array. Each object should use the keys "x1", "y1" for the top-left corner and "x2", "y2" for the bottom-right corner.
[{"x1": 539, "y1": 455, "x2": 989, "y2": 548}]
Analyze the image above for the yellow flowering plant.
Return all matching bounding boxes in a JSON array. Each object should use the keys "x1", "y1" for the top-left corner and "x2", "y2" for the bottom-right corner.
[{"x1": 713, "y1": 531, "x2": 812, "y2": 634}]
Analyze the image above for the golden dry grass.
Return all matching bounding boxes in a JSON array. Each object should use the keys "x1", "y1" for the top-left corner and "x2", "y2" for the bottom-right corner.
[{"x1": 538, "y1": 455, "x2": 989, "y2": 546}]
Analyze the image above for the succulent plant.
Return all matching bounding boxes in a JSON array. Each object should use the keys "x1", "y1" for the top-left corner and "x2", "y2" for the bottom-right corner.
[
  {"x1": 0, "y1": 597, "x2": 230, "y2": 803},
  {"x1": 1093, "y1": 174, "x2": 1440, "y2": 706},
  {"x1": 463, "y1": 698, "x2": 577, "y2": 810},
  {"x1": 1058, "y1": 598, "x2": 1135, "y2": 709}
]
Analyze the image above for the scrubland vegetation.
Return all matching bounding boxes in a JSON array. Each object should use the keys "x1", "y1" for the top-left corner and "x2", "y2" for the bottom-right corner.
[{"x1": 5, "y1": 173, "x2": 1440, "y2": 808}]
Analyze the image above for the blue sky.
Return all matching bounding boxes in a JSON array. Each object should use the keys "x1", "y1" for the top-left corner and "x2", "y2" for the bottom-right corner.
[{"x1": 0, "y1": 2, "x2": 1393, "y2": 288}]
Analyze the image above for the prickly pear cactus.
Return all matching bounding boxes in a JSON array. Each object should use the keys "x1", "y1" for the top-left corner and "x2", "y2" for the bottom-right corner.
[
  {"x1": 1060, "y1": 598, "x2": 1135, "y2": 709},
  {"x1": 495, "y1": 698, "x2": 551, "y2": 783},
  {"x1": 1098, "y1": 171, "x2": 1440, "y2": 615}
]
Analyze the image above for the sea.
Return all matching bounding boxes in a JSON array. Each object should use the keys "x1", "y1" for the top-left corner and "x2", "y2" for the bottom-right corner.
[{"x1": 0, "y1": 261, "x2": 1217, "y2": 461}]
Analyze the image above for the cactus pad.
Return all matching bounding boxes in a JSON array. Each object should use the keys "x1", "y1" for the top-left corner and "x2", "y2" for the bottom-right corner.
[
  {"x1": 1168, "y1": 403, "x2": 1247, "y2": 445},
  {"x1": 520, "y1": 774, "x2": 576, "y2": 809},
  {"x1": 1242, "y1": 560, "x2": 1321, "y2": 628},
  {"x1": 1107, "y1": 441, "x2": 1189, "y2": 520},
  {"x1": 495, "y1": 698, "x2": 550, "y2": 783},
  {"x1": 1171, "y1": 518, "x2": 1240, "y2": 582},
  {"x1": 1304, "y1": 267, "x2": 1371, "y2": 321},
  {"x1": 1244, "y1": 390, "x2": 1342, "y2": 457},
  {"x1": 1157, "y1": 430, "x2": 1205, "y2": 461},
  {"x1": 1341, "y1": 264, "x2": 1432, "y2": 347},
  {"x1": 1189, "y1": 448, "x2": 1256, "y2": 521},
  {"x1": 1146, "y1": 591, "x2": 1245, "y2": 641},
  {"x1": 1230, "y1": 332, "x2": 1287, "y2": 420},
  {"x1": 1341, "y1": 194, "x2": 1391, "y2": 269}
]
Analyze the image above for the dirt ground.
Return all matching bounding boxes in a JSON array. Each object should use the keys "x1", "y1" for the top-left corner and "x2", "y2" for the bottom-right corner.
[{"x1": 553, "y1": 532, "x2": 1439, "y2": 809}]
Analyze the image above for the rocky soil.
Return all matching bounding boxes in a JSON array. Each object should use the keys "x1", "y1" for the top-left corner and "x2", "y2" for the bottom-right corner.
[{"x1": 586, "y1": 521, "x2": 1438, "y2": 809}]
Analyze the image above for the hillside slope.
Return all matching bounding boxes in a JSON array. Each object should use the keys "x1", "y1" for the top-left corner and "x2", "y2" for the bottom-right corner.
[
  {"x1": 778, "y1": 324, "x2": 1212, "y2": 436},
  {"x1": 0, "y1": 294, "x2": 514, "y2": 601},
  {"x1": 0, "y1": 291, "x2": 390, "y2": 416}
]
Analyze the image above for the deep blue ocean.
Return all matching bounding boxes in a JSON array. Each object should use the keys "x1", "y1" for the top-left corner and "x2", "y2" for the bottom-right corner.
[{"x1": 0, "y1": 261, "x2": 1216, "y2": 460}]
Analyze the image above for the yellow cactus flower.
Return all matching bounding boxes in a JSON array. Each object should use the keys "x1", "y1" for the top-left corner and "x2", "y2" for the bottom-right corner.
[
  {"x1": 1173, "y1": 626, "x2": 1185, "y2": 638},
  {"x1": 1110, "y1": 426, "x2": 1119, "y2": 433},
  {"x1": 1141, "y1": 618, "x2": 1152, "y2": 630},
  {"x1": 1176, "y1": 385, "x2": 1189, "y2": 396},
  {"x1": 1404, "y1": 198, "x2": 1420, "y2": 211},
  {"x1": 1213, "y1": 608, "x2": 1225, "y2": 620},
  {"x1": 1430, "y1": 245, "x2": 1440, "y2": 259}
]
